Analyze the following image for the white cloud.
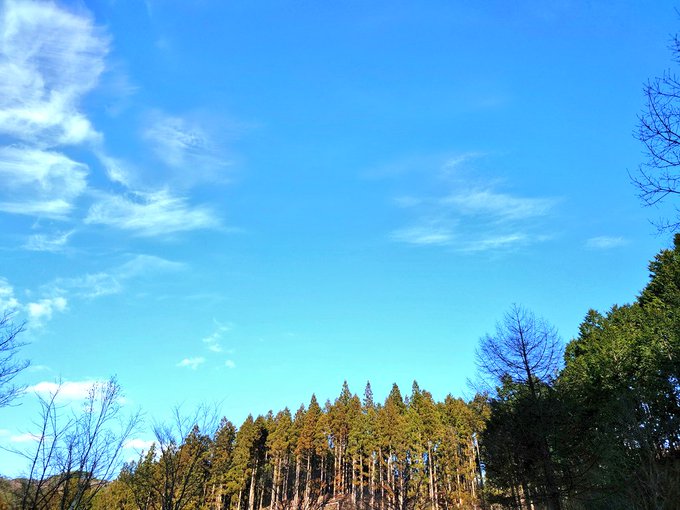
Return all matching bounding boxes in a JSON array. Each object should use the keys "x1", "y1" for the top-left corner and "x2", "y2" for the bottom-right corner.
[
  {"x1": 86, "y1": 189, "x2": 220, "y2": 236},
  {"x1": 586, "y1": 236, "x2": 627, "y2": 250},
  {"x1": 225, "y1": 360, "x2": 236, "y2": 369},
  {"x1": 123, "y1": 438, "x2": 155, "y2": 451},
  {"x1": 26, "y1": 379, "x2": 104, "y2": 400},
  {"x1": 202, "y1": 321, "x2": 232, "y2": 354},
  {"x1": 0, "y1": 147, "x2": 88, "y2": 218},
  {"x1": 177, "y1": 357, "x2": 205, "y2": 370},
  {"x1": 24, "y1": 230, "x2": 74, "y2": 252},
  {"x1": 0, "y1": 277, "x2": 20, "y2": 311},
  {"x1": 26, "y1": 296, "x2": 67, "y2": 321},
  {"x1": 0, "y1": 0, "x2": 107, "y2": 146}
]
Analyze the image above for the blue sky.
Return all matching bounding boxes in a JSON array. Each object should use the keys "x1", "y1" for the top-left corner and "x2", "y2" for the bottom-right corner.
[{"x1": 1, "y1": 0, "x2": 679, "y2": 475}]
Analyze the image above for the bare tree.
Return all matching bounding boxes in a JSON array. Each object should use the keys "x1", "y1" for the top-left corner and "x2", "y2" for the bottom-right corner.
[
  {"x1": 476, "y1": 304, "x2": 561, "y2": 395},
  {"x1": 17, "y1": 378, "x2": 139, "y2": 510},
  {"x1": 0, "y1": 310, "x2": 28, "y2": 407},
  {"x1": 633, "y1": 36, "x2": 680, "y2": 231},
  {"x1": 476, "y1": 305, "x2": 563, "y2": 510},
  {"x1": 122, "y1": 405, "x2": 219, "y2": 510}
]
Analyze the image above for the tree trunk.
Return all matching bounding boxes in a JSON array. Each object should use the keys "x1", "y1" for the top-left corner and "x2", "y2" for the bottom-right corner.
[
  {"x1": 271, "y1": 457, "x2": 279, "y2": 510},
  {"x1": 370, "y1": 452, "x2": 375, "y2": 510},
  {"x1": 248, "y1": 460, "x2": 258, "y2": 510},
  {"x1": 304, "y1": 454, "x2": 312, "y2": 508},
  {"x1": 294, "y1": 456, "x2": 301, "y2": 509}
]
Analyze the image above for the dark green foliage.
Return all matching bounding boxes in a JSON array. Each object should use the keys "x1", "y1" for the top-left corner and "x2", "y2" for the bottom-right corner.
[
  {"x1": 558, "y1": 235, "x2": 680, "y2": 509},
  {"x1": 480, "y1": 237, "x2": 680, "y2": 509}
]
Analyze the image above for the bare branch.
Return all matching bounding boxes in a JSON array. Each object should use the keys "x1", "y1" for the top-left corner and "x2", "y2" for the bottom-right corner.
[{"x1": 0, "y1": 310, "x2": 28, "y2": 407}]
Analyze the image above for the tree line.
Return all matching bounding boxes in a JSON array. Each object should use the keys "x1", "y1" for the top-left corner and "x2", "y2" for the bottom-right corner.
[{"x1": 98, "y1": 381, "x2": 487, "y2": 510}]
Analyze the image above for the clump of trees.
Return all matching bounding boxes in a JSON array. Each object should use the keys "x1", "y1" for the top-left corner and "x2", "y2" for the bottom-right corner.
[
  {"x1": 478, "y1": 236, "x2": 680, "y2": 509},
  {"x1": 91, "y1": 382, "x2": 487, "y2": 510}
]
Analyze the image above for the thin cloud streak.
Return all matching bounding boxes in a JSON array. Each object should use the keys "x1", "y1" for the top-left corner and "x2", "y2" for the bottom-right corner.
[
  {"x1": 586, "y1": 236, "x2": 628, "y2": 249},
  {"x1": 391, "y1": 225, "x2": 454, "y2": 246}
]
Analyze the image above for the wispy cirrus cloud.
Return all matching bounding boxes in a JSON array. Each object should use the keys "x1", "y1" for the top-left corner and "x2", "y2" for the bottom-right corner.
[
  {"x1": 86, "y1": 189, "x2": 220, "y2": 237},
  {"x1": 1, "y1": 1, "x2": 228, "y2": 244},
  {"x1": 390, "y1": 156, "x2": 557, "y2": 252},
  {"x1": 142, "y1": 110, "x2": 231, "y2": 177},
  {"x1": 585, "y1": 236, "x2": 628, "y2": 250},
  {"x1": 177, "y1": 357, "x2": 205, "y2": 370}
]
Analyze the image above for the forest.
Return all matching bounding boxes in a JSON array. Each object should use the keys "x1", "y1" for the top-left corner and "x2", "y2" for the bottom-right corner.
[{"x1": 0, "y1": 233, "x2": 678, "y2": 509}]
